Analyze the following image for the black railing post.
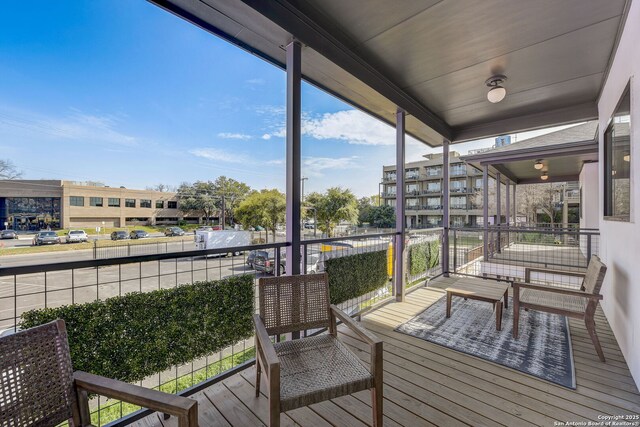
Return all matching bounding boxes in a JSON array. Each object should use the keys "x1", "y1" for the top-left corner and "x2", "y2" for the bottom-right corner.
[
  {"x1": 587, "y1": 234, "x2": 592, "y2": 261},
  {"x1": 93, "y1": 240, "x2": 97, "y2": 259}
]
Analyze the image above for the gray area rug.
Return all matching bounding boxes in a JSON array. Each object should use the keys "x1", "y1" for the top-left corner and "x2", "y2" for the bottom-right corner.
[{"x1": 395, "y1": 294, "x2": 576, "y2": 389}]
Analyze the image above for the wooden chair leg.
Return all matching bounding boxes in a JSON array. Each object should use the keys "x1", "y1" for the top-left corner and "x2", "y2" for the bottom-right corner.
[
  {"x1": 372, "y1": 385, "x2": 383, "y2": 427},
  {"x1": 255, "y1": 360, "x2": 262, "y2": 397},
  {"x1": 513, "y1": 292, "x2": 520, "y2": 339},
  {"x1": 586, "y1": 317, "x2": 606, "y2": 362}
]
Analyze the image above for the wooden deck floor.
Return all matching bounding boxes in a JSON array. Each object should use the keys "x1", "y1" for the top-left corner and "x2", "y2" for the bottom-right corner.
[{"x1": 135, "y1": 276, "x2": 640, "y2": 426}]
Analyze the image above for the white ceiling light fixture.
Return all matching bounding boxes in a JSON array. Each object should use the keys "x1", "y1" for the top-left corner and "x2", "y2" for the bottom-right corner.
[
  {"x1": 486, "y1": 75, "x2": 507, "y2": 103},
  {"x1": 541, "y1": 172, "x2": 549, "y2": 181},
  {"x1": 534, "y1": 160, "x2": 544, "y2": 170}
]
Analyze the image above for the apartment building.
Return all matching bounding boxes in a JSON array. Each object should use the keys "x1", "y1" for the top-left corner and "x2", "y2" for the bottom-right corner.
[
  {"x1": 0, "y1": 180, "x2": 202, "y2": 230},
  {"x1": 381, "y1": 151, "x2": 498, "y2": 228}
]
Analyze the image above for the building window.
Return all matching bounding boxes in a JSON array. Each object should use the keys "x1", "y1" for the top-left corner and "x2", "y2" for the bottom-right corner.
[
  {"x1": 156, "y1": 200, "x2": 164, "y2": 209},
  {"x1": 108, "y1": 198, "x2": 120, "y2": 207},
  {"x1": 604, "y1": 82, "x2": 631, "y2": 221},
  {"x1": 70, "y1": 196, "x2": 84, "y2": 207},
  {"x1": 167, "y1": 201, "x2": 178, "y2": 209},
  {"x1": 125, "y1": 199, "x2": 136, "y2": 208},
  {"x1": 89, "y1": 197, "x2": 103, "y2": 207},
  {"x1": 140, "y1": 199, "x2": 152, "y2": 208}
]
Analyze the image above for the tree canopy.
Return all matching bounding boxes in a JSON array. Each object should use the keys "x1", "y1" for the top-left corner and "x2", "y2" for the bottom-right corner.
[
  {"x1": 235, "y1": 189, "x2": 286, "y2": 242},
  {"x1": 305, "y1": 187, "x2": 358, "y2": 237},
  {"x1": 176, "y1": 177, "x2": 251, "y2": 226}
]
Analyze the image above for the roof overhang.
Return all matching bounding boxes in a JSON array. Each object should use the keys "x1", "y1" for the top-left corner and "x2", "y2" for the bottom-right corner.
[
  {"x1": 149, "y1": 0, "x2": 631, "y2": 147},
  {"x1": 461, "y1": 129, "x2": 599, "y2": 184}
]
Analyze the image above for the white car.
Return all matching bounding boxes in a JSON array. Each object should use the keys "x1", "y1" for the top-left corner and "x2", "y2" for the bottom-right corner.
[{"x1": 66, "y1": 230, "x2": 88, "y2": 243}]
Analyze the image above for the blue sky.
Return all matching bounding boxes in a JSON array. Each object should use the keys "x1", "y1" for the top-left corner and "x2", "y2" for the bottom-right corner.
[{"x1": 0, "y1": 1, "x2": 565, "y2": 197}]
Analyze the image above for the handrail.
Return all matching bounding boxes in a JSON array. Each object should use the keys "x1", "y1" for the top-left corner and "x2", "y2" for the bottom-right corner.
[
  {"x1": 0, "y1": 241, "x2": 291, "y2": 277},
  {"x1": 302, "y1": 232, "x2": 399, "y2": 245}
]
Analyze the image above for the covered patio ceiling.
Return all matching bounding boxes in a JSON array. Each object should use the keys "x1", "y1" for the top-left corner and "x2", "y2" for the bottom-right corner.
[
  {"x1": 151, "y1": 0, "x2": 630, "y2": 147},
  {"x1": 460, "y1": 121, "x2": 599, "y2": 184}
]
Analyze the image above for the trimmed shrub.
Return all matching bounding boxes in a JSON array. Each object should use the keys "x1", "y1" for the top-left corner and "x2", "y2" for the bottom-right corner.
[
  {"x1": 20, "y1": 274, "x2": 254, "y2": 384},
  {"x1": 409, "y1": 239, "x2": 440, "y2": 275},
  {"x1": 325, "y1": 250, "x2": 389, "y2": 305}
]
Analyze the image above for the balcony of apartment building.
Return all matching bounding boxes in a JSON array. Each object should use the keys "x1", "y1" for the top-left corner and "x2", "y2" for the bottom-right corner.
[{"x1": 4, "y1": 1, "x2": 639, "y2": 427}]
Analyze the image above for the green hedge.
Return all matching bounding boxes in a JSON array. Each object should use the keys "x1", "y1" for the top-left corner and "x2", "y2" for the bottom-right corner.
[
  {"x1": 408, "y1": 240, "x2": 440, "y2": 275},
  {"x1": 20, "y1": 275, "x2": 254, "y2": 384},
  {"x1": 325, "y1": 250, "x2": 389, "y2": 305}
]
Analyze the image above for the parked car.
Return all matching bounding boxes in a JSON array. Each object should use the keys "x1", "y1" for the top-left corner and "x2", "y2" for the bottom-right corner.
[
  {"x1": 129, "y1": 230, "x2": 149, "y2": 239},
  {"x1": 253, "y1": 252, "x2": 285, "y2": 275},
  {"x1": 303, "y1": 223, "x2": 315, "y2": 229},
  {"x1": 32, "y1": 231, "x2": 60, "y2": 246},
  {"x1": 0, "y1": 230, "x2": 18, "y2": 240},
  {"x1": 66, "y1": 230, "x2": 88, "y2": 243},
  {"x1": 246, "y1": 249, "x2": 270, "y2": 268},
  {"x1": 164, "y1": 226, "x2": 185, "y2": 237},
  {"x1": 110, "y1": 231, "x2": 129, "y2": 240}
]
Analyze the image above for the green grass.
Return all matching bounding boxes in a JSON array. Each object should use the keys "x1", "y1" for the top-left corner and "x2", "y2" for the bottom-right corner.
[
  {"x1": 0, "y1": 235, "x2": 194, "y2": 256},
  {"x1": 91, "y1": 346, "x2": 256, "y2": 426}
]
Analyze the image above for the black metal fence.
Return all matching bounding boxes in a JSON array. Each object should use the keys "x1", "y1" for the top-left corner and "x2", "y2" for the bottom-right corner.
[
  {"x1": 0, "y1": 233, "x2": 408, "y2": 426},
  {"x1": 449, "y1": 226, "x2": 600, "y2": 288}
]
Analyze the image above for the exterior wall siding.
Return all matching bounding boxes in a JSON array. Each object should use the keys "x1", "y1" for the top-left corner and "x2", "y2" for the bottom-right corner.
[{"x1": 597, "y1": 0, "x2": 640, "y2": 388}]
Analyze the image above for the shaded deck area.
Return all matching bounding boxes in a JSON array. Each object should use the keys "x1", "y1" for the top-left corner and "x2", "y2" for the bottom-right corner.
[{"x1": 135, "y1": 276, "x2": 640, "y2": 426}]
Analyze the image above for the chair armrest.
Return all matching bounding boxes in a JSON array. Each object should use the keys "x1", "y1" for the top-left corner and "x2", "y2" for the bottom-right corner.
[
  {"x1": 330, "y1": 305, "x2": 381, "y2": 346},
  {"x1": 524, "y1": 267, "x2": 585, "y2": 282},
  {"x1": 74, "y1": 371, "x2": 197, "y2": 425},
  {"x1": 253, "y1": 314, "x2": 280, "y2": 370},
  {"x1": 513, "y1": 281, "x2": 603, "y2": 300}
]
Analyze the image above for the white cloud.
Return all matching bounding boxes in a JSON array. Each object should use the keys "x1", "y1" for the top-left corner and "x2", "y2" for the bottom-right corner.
[
  {"x1": 245, "y1": 78, "x2": 265, "y2": 85},
  {"x1": 217, "y1": 132, "x2": 251, "y2": 140},
  {"x1": 301, "y1": 110, "x2": 396, "y2": 145},
  {"x1": 261, "y1": 133, "x2": 272, "y2": 140},
  {"x1": 266, "y1": 159, "x2": 284, "y2": 165},
  {"x1": 303, "y1": 156, "x2": 360, "y2": 177},
  {"x1": 189, "y1": 148, "x2": 249, "y2": 164},
  {"x1": 0, "y1": 108, "x2": 138, "y2": 146}
]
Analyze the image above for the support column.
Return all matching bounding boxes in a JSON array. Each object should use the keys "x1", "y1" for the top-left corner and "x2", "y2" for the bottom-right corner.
[
  {"x1": 505, "y1": 180, "x2": 511, "y2": 225},
  {"x1": 442, "y1": 139, "x2": 450, "y2": 276},
  {"x1": 496, "y1": 174, "x2": 501, "y2": 225},
  {"x1": 394, "y1": 110, "x2": 406, "y2": 302},
  {"x1": 483, "y1": 165, "x2": 489, "y2": 259},
  {"x1": 495, "y1": 173, "x2": 501, "y2": 253},
  {"x1": 285, "y1": 41, "x2": 301, "y2": 277},
  {"x1": 512, "y1": 184, "x2": 517, "y2": 225}
]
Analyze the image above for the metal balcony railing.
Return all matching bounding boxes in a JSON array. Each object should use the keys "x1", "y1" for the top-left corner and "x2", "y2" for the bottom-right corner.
[{"x1": 0, "y1": 232, "x2": 410, "y2": 426}]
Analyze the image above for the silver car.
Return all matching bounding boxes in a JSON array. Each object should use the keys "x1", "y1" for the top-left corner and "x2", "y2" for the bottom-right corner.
[
  {"x1": 66, "y1": 230, "x2": 88, "y2": 243},
  {"x1": 32, "y1": 231, "x2": 61, "y2": 246}
]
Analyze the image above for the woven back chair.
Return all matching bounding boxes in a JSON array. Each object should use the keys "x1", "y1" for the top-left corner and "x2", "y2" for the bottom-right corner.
[
  {"x1": 0, "y1": 320, "x2": 197, "y2": 427},
  {"x1": 514, "y1": 255, "x2": 607, "y2": 361},
  {"x1": 258, "y1": 273, "x2": 331, "y2": 336},
  {"x1": 254, "y1": 273, "x2": 383, "y2": 427}
]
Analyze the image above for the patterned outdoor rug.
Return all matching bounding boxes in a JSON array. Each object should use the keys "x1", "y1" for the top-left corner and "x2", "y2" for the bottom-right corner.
[{"x1": 395, "y1": 295, "x2": 576, "y2": 389}]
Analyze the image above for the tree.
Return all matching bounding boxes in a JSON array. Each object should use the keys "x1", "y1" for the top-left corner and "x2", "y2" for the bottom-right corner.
[
  {"x1": 211, "y1": 176, "x2": 251, "y2": 226},
  {"x1": 305, "y1": 187, "x2": 358, "y2": 237},
  {"x1": 235, "y1": 189, "x2": 286, "y2": 242},
  {"x1": 357, "y1": 197, "x2": 374, "y2": 226},
  {"x1": 517, "y1": 183, "x2": 560, "y2": 226},
  {"x1": 0, "y1": 160, "x2": 22, "y2": 179},
  {"x1": 146, "y1": 183, "x2": 176, "y2": 192},
  {"x1": 369, "y1": 205, "x2": 395, "y2": 228},
  {"x1": 177, "y1": 181, "x2": 218, "y2": 224}
]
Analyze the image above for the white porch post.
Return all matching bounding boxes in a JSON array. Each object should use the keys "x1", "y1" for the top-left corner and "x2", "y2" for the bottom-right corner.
[{"x1": 394, "y1": 110, "x2": 406, "y2": 302}]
